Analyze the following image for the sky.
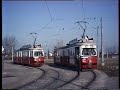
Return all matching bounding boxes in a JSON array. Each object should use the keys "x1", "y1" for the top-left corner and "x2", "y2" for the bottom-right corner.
[{"x1": 2, "y1": 0, "x2": 118, "y2": 53}]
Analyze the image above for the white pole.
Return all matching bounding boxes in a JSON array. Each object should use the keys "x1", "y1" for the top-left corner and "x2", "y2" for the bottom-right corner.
[
  {"x1": 2, "y1": 46, "x2": 4, "y2": 72},
  {"x1": 100, "y1": 17, "x2": 105, "y2": 66}
]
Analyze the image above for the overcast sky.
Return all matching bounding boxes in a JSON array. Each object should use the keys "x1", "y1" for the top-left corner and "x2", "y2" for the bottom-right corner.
[{"x1": 2, "y1": 0, "x2": 118, "y2": 52}]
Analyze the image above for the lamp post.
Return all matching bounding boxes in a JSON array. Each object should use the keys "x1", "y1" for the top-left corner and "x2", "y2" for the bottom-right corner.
[
  {"x1": 92, "y1": 26, "x2": 99, "y2": 60},
  {"x1": 100, "y1": 17, "x2": 105, "y2": 66}
]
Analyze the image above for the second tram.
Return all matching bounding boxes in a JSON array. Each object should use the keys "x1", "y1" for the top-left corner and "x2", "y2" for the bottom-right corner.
[{"x1": 54, "y1": 36, "x2": 97, "y2": 71}]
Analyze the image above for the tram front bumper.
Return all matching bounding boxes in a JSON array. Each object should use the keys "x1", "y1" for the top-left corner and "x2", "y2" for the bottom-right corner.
[{"x1": 82, "y1": 64, "x2": 97, "y2": 69}]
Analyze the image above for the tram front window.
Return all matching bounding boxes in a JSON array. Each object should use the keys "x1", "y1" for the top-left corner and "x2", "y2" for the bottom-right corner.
[
  {"x1": 34, "y1": 51, "x2": 43, "y2": 57},
  {"x1": 82, "y1": 48, "x2": 96, "y2": 56}
]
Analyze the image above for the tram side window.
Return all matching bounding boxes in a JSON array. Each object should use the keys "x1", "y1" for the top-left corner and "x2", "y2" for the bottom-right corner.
[
  {"x1": 71, "y1": 47, "x2": 74, "y2": 56},
  {"x1": 73, "y1": 48, "x2": 75, "y2": 55},
  {"x1": 59, "y1": 49, "x2": 62, "y2": 56},
  {"x1": 69, "y1": 48, "x2": 72, "y2": 56},
  {"x1": 91, "y1": 49, "x2": 96, "y2": 55},
  {"x1": 54, "y1": 51, "x2": 58, "y2": 56},
  {"x1": 19, "y1": 51, "x2": 21, "y2": 57},
  {"x1": 64, "y1": 49, "x2": 68, "y2": 56},
  {"x1": 17, "y1": 52, "x2": 18, "y2": 57},
  {"x1": 22, "y1": 51, "x2": 29, "y2": 57},
  {"x1": 20, "y1": 51, "x2": 22, "y2": 57},
  {"x1": 56, "y1": 51, "x2": 58, "y2": 56}
]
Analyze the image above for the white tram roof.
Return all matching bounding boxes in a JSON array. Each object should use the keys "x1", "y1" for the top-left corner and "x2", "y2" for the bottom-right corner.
[
  {"x1": 54, "y1": 38, "x2": 96, "y2": 50},
  {"x1": 19, "y1": 44, "x2": 44, "y2": 51}
]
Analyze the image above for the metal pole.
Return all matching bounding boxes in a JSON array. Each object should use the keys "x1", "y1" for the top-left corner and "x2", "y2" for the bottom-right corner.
[
  {"x1": 97, "y1": 26, "x2": 99, "y2": 60},
  {"x1": 100, "y1": 17, "x2": 105, "y2": 66},
  {"x1": 107, "y1": 49, "x2": 108, "y2": 58},
  {"x1": 92, "y1": 26, "x2": 99, "y2": 60}
]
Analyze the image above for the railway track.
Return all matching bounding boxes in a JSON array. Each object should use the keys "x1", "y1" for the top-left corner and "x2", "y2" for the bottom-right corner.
[
  {"x1": 4, "y1": 61, "x2": 97, "y2": 90},
  {"x1": 46, "y1": 63, "x2": 97, "y2": 89},
  {"x1": 19, "y1": 65, "x2": 96, "y2": 90},
  {"x1": 16, "y1": 65, "x2": 60, "y2": 90},
  {"x1": 81, "y1": 70, "x2": 97, "y2": 89},
  {"x1": 16, "y1": 67, "x2": 46, "y2": 89},
  {"x1": 52, "y1": 69, "x2": 97, "y2": 89}
]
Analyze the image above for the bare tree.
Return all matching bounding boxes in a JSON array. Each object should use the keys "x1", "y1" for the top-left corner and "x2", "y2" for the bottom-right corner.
[{"x1": 2, "y1": 35, "x2": 17, "y2": 59}]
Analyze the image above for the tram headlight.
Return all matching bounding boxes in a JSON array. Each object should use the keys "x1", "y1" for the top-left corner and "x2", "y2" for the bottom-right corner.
[
  {"x1": 34, "y1": 58, "x2": 37, "y2": 61},
  {"x1": 38, "y1": 58, "x2": 41, "y2": 61},
  {"x1": 82, "y1": 59, "x2": 86, "y2": 63}
]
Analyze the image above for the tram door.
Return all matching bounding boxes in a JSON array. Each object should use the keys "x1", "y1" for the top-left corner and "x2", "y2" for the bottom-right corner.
[
  {"x1": 75, "y1": 47, "x2": 81, "y2": 71},
  {"x1": 75, "y1": 47, "x2": 79, "y2": 60}
]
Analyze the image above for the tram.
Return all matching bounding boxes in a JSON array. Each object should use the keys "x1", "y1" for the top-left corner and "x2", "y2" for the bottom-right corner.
[
  {"x1": 54, "y1": 36, "x2": 97, "y2": 71},
  {"x1": 13, "y1": 44, "x2": 44, "y2": 67}
]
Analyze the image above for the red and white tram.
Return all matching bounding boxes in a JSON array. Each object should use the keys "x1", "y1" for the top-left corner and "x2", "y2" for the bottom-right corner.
[
  {"x1": 54, "y1": 37, "x2": 97, "y2": 71},
  {"x1": 13, "y1": 44, "x2": 44, "y2": 67}
]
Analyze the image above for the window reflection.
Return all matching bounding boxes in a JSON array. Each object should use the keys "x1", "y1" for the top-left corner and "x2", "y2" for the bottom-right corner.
[
  {"x1": 34, "y1": 51, "x2": 43, "y2": 57},
  {"x1": 82, "y1": 48, "x2": 96, "y2": 56}
]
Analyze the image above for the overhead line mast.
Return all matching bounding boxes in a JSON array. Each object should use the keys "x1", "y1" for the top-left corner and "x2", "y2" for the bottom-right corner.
[{"x1": 100, "y1": 17, "x2": 104, "y2": 66}]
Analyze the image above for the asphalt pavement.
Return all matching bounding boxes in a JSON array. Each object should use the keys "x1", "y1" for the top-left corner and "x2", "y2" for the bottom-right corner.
[
  {"x1": 2, "y1": 60, "x2": 119, "y2": 90},
  {"x1": 2, "y1": 60, "x2": 43, "y2": 89}
]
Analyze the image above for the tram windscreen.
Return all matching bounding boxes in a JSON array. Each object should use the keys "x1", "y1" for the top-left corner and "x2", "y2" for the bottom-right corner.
[
  {"x1": 34, "y1": 51, "x2": 43, "y2": 57},
  {"x1": 82, "y1": 48, "x2": 96, "y2": 56}
]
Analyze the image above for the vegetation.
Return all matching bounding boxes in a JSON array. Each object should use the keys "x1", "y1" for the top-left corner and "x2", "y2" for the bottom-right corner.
[
  {"x1": 97, "y1": 58, "x2": 119, "y2": 77},
  {"x1": 2, "y1": 35, "x2": 18, "y2": 60}
]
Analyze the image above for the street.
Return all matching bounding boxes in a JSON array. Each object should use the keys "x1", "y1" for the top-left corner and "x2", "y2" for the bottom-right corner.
[{"x1": 2, "y1": 59, "x2": 119, "y2": 90}]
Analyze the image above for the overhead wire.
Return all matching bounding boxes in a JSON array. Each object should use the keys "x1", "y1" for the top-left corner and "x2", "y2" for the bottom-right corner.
[
  {"x1": 82, "y1": 0, "x2": 85, "y2": 21},
  {"x1": 32, "y1": 0, "x2": 54, "y2": 33},
  {"x1": 45, "y1": 0, "x2": 53, "y2": 21},
  {"x1": 34, "y1": 0, "x2": 64, "y2": 33},
  {"x1": 39, "y1": 20, "x2": 53, "y2": 31}
]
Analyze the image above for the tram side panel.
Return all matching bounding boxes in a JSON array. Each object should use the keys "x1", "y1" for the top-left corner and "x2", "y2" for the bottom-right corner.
[
  {"x1": 13, "y1": 49, "x2": 44, "y2": 67},
  {"x1": 88, "y1": 56, "x2": 97, "y2": 69},
  {"x1": 29, "y1": 50, "x2": 34, "y2": 66},
  {"x1": 81, "y1": 56, "x2": 97, "y2": 69},
  {"x1": 69, "y1": 47, "x2": 76, "y2": 66},
  {"x1": 54, "y1": 45, "x2": 97, "y2": 70},
  {"x1": 54, "y1": 50, "x2": 61, "y2": 65},
  {"x1": 62, "y1": 48, "x2": 69, "y2": 65}
]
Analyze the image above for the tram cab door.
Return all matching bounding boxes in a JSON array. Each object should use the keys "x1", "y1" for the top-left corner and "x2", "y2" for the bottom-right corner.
[
  {"x1": 75, "y1": 47, "x2": 79, "y2": 60},
  {"x1": 75, "y1": 47, "x2": 81, "y2": 71}
]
